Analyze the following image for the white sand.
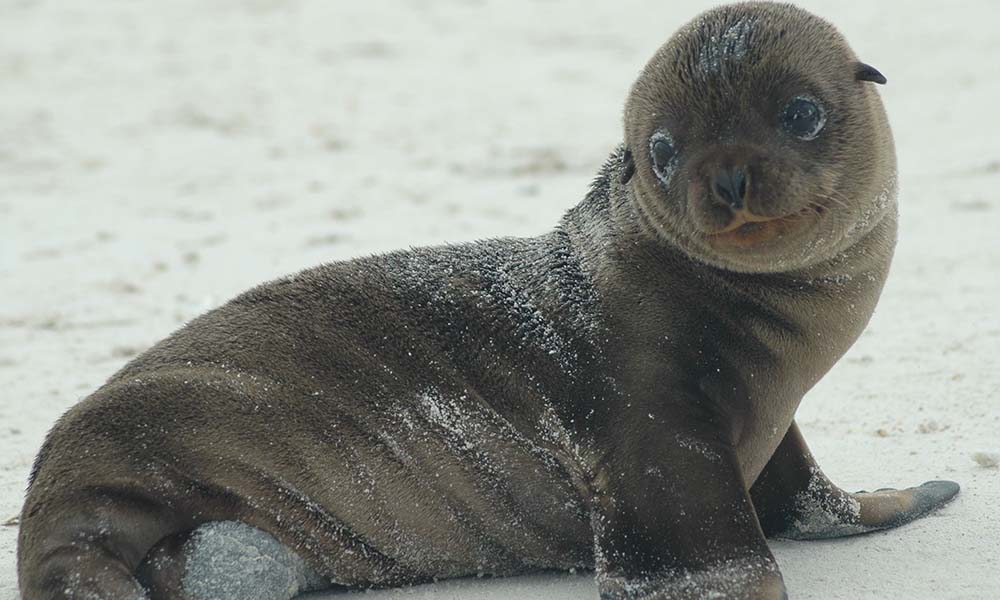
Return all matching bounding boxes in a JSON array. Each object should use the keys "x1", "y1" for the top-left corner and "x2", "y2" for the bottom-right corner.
[{"x1": 1, "y1": 1, "x2": 997, "y2": 598}]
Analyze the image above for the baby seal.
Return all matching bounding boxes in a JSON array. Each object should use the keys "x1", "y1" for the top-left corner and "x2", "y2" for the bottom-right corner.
[{"x1": 18, "y1": 3, "x2": 959, "y2": 599}]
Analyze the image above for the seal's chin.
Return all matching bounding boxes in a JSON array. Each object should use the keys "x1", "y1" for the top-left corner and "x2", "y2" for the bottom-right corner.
[{"x1": 704, "y1": 206, "x2": 817, "y2": 249}]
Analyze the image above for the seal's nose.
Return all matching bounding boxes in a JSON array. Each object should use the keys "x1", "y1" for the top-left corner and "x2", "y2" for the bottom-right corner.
[{"x1": 712, "y1": 167, "x2": 748, "y2": 210}]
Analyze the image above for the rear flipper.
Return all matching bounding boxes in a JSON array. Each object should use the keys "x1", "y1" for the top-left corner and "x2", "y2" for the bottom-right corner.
[
  {"x1": 137, "y1": 521, "x2": 327, "y2": 600},
  {"x1": 752, "y1": 422, "x2": 960, "y2": 540}
]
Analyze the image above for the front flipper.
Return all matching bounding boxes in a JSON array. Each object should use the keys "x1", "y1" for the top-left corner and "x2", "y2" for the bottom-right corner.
[
  {"x1": 592, "y1": 414, "x2": 786, "y2": 599},
  {"x1": 751, "y1": 422, "x2": 960, "y2": 540}
]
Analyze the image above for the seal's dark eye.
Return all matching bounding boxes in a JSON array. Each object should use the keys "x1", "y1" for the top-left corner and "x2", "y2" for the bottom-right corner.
[
  {"x1": 782, "y1": 96, "x2": 826, "y2": 140},
  {"x1": 652, "y1": 139, "x2": 675, "y2": 169},
  {"x1": 649, "y1": 131, "x2": 678, "y2": 187}
]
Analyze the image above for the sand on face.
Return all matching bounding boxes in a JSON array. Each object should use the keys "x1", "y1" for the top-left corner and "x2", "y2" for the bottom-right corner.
[{"x1": 1, "y1": 1, "x2": 997, "y2": 599}]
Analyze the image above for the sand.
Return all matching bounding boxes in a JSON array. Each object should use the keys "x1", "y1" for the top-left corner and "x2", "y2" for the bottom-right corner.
[{"x1": 1, "y1": 1, "x2": 997, "y2": 598}]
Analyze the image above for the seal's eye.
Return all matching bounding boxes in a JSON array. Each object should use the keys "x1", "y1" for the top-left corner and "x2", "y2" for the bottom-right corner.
[
  {"x1": 782, "y1": 96, "x2": 826, "y2": 141},
  {"x1": 649, "y1": 131, "x2": 678, "y2": 187},
  {"x1": 652, "y1": 139, "x2": 675, "y2": 170}
]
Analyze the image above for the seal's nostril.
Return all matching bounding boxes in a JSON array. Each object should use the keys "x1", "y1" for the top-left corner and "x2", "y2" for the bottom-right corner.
[{"x1": 713, "y1": 167, "x2": 748, "y2": 209}]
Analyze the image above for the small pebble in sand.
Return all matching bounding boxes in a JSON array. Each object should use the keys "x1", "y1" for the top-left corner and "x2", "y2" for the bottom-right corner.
[
  {"x1": 917, "y1": 420, "x2": 947, "y2": 434},
  {"x1": 972, "y1": 452, "x2": 999, "y2": 469}
]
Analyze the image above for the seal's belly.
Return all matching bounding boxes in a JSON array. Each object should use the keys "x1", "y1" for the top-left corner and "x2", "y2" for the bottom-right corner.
[{"x1": 264, "y1": 385, "x2": 594, "y2": 585}]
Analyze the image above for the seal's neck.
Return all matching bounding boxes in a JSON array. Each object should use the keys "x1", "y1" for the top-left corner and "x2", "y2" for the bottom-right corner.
[{"x1": 556, "y1": 147, "x2": 896, "y2": 387}]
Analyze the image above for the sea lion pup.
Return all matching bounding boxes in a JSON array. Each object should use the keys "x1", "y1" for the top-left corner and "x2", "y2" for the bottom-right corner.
[{"x1": 18, "y1": 3, "x2": 959, "y2": 599}]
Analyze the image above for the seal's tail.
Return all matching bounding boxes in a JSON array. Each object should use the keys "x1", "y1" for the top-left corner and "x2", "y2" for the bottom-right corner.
[
  {"x1": 15, "y1": 379, "x2": 241, "y2": 600},
  {"x1": 16, "y1": 408, "x2": 219, "y2": 600},
  {"x1": 17, "y1": 482, "x2": 191, "y2": 600}
]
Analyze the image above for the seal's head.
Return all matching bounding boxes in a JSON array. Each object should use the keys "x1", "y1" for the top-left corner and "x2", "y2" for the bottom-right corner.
[{"x1": 622, "y1": 2, "x2": 896, "y2": 273}]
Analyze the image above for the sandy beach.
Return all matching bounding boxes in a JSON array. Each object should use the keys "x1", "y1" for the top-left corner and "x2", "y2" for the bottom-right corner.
[{"x1": 1, "y1": 1, "x2": 997, "y2": 598}]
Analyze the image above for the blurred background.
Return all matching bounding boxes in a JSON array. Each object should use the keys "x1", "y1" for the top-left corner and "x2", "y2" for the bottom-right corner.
[{"x1": 1, "y1": 1, "x2": 997, "y2": 598}]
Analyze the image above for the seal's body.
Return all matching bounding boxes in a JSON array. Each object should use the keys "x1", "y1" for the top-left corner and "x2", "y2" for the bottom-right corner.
[{"x1": 18, "y1": 3, "x2": 959, "y2": 599}]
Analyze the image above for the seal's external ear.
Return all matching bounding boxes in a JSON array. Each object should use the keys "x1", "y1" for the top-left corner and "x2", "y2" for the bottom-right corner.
[
  {"x1": 622, "y1": 148, "x2": 635, "y2": 184},
  {"x1": 856, "y1": 62, "x2": 887, "y2": 85}
]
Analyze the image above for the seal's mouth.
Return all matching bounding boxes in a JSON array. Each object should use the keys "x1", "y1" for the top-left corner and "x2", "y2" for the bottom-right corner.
[{"x1": 705, "y1": 206, "x2": 818, "y2": 247}]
